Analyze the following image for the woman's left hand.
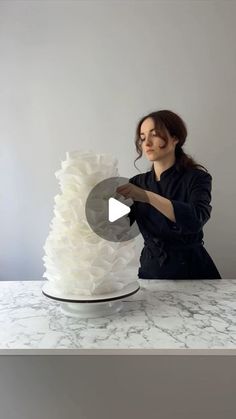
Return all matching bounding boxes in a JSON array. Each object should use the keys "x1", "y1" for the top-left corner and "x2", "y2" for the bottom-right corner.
[{"x1": 116, "y1": 183, "x2": 150, "y2": 203}]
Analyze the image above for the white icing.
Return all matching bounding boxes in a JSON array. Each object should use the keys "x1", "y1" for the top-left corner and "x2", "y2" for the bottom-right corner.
[{"x1": 42, "y1": 150, "x2": 137, "y2": 296}]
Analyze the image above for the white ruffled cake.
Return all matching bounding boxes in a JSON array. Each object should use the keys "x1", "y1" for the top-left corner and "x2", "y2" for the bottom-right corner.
[{"x1": 42, "y1": 150, "x2": 137, "y2": 296}]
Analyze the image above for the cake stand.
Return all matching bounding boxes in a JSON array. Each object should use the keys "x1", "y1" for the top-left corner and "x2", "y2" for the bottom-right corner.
[{"x1": 42, "y1": 281, "x2": 140, "y2": 318}]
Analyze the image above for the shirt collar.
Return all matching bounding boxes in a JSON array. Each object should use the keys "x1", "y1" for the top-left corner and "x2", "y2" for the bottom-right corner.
[{"x1": 151, "y1": 161, "x2": 178, "y2": 182}]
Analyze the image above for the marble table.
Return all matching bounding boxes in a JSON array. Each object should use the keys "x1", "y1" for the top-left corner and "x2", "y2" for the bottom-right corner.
[
  {"x1": 1, "y1": 279, "x2": 236, "y2": 419},
  {"x1": 0, "y1": 279, "x2": 236, "y2": 354}
]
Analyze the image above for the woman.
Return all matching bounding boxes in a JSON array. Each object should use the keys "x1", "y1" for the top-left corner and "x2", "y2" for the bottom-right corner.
[{"x1": 116, "y1": 110, "x2": 222, "y2": 279}]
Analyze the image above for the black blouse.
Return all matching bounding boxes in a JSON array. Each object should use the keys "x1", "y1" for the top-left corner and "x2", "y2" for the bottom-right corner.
[{"x1": 128, "y1": 162, "x2": 221, "y2": 279}]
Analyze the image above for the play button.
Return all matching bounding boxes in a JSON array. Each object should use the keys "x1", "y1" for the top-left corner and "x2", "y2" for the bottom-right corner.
[
  {"x1": 108, "y1": 197, "x2": 130, "y2": 222},
  {"x1": 85, "y1": 176, "x2": 140, "y2": 242}
]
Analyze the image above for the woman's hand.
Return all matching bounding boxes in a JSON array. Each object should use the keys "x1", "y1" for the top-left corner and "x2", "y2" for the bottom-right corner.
[{"x1": 116, "y1": 183, "x2": 150, "y2": 203}]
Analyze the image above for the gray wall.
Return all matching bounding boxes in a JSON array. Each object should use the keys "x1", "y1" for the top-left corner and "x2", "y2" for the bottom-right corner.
[
  {"x1": 0, "y1": 355, "x2": 236, "y2": 419},
  {"x1": 1, "y1": 0, "x2": 235, "y2": 280}
]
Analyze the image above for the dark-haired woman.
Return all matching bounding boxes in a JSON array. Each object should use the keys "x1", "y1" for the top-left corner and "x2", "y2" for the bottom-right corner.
[{"x1": 116, "y1": 110, "x2": 222, "y2": 280}]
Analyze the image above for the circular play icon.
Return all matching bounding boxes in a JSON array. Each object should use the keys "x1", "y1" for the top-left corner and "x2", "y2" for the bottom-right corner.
[{"x1": 85, "y1": 176, "x2": 140, "y2": 242}]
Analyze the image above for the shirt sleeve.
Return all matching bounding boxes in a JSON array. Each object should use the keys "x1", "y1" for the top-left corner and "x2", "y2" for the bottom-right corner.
[
  {"x1": 126, "y1": 176, "x2": 138, "y2": 226},
  {"x1": 127, "y1": 202, "x2": 136, "y2": 226},
  {"x1": 169, "y1": 171, "x2": 213, "y2": 234}
]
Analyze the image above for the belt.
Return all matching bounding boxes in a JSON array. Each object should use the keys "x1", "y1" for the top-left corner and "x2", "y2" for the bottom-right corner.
[{"x1": 144, "y1": 237, "x2": 204, "y2": 267}]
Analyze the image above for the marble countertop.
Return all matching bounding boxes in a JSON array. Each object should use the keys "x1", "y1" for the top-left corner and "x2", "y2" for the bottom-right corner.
[{"x1": 0, "y1": 279, "x2": 236, "y2": 354}]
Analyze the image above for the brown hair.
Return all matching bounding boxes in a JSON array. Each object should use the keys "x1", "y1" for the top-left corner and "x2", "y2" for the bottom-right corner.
[{"x1": 134, "y1": 109, "x2": 208, "y2": 173}]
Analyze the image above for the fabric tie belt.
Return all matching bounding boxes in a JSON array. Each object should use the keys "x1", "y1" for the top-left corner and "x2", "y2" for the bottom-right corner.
[{"x1": 144, "y1": 237, "x2": 205, "y2": 267}]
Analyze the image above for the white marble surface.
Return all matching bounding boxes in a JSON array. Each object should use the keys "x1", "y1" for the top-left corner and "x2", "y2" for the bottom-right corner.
[{"x1": 0, "y1": 279, "x2": 236, "y2": 353}]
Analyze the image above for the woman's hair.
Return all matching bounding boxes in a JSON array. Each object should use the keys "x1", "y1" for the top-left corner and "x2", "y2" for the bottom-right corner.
[{"x1": 134, "y1": 109, "x2": 208, "y2": 173}]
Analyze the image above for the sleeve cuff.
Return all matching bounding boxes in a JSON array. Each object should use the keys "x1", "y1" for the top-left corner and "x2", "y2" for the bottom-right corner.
[{"x1": 170, "y1": 199, "x2": 208, "y2": 234}]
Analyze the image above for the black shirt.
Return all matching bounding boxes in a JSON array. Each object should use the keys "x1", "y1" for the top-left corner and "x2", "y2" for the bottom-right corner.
[{"x1": 128, "y1": 162, "x2": 221, "y2": 279}]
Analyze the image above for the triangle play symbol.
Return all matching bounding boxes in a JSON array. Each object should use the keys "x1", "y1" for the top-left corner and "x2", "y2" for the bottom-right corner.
[{"x1": 108, "y1": 197, "x2": 130, "y2": 222}]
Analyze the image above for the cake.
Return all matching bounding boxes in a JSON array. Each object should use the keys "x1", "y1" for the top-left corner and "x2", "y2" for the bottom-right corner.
[{"x1": 42, "y1": 150, "x2": 137, "y2": 296}]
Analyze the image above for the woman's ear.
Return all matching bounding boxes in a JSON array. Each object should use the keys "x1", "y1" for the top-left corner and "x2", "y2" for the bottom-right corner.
[{"x1": 172, "y1": 135, "x2": 179, "y2": 146}]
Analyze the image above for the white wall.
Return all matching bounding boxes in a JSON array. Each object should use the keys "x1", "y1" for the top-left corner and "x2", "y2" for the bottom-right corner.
[{"x1": 0, "y1": 0, "x2": 235, "y2": 280}]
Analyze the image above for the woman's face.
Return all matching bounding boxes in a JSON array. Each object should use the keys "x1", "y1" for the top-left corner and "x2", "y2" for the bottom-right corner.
[{"x1": 139, "y1": 117, "x2": 178, "y2": 161}]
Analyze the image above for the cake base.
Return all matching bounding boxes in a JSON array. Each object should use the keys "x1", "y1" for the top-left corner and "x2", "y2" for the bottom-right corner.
[{"x1": 42, "y1": 281, "x2": 140, "y2": 318}]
